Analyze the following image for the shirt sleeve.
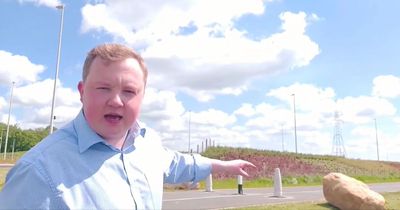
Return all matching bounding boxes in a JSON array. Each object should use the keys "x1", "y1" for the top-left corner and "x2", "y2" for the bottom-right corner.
[
  {"x1": 0, "y1": 161, "x2": 65, "y2": 209},
  {"x1": 163, "y1": 149, "x2": 212, "y2": 184}
]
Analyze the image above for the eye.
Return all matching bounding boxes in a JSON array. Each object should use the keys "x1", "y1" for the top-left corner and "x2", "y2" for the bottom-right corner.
[
  {"x1": 96, "y1": 87, "x2": 110, "y2": 91},
  {"x1": 124, "y1": 89, "x2": 137, "y2": 95}
]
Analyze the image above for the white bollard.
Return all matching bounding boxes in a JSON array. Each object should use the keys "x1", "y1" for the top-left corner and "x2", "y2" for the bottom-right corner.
[
  {"x1": 237, "y1": 175, "x2": 243, "y2": 194},
  {"x1": 273, "y1": 168, "x2": 283, "y2": 197},
  {"x1": 205, "y1": 174, "x2": 213, "y2": 192}
]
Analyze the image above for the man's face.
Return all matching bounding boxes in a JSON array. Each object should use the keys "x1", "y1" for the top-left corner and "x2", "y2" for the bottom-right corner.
[{"x1": 78, "y1": 57, "x2": 145, "y2": 143}]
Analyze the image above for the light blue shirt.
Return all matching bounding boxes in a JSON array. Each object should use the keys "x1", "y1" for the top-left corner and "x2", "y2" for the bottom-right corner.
[{"x1": 0, "y1": 111, "x2": 211, "y2": 209}]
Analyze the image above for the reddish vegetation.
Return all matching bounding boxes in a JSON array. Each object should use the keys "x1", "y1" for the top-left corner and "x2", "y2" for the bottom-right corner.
[
  {"x1": 202, "y1": 146, "x2": 400, "y2": 180},
  {"x1": 388, "y1": 162, "x2": 400, "y2": 170},
  {"x1": 211, "y1": 151, "x2": 328, "y2": 179}
]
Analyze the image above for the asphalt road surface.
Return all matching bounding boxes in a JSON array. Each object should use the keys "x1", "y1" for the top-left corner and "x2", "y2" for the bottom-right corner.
[
  {"x1": 1, "y1": 165, "x2": 399, "y2": 209},
  {"x1": 162, "y1": 182, "x2": 400, "y2": 210}
]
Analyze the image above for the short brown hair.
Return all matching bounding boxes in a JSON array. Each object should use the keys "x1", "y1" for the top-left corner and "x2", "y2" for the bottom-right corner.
[{"x1": 82, "y1": 43, "x2": 148, "y2": 84}]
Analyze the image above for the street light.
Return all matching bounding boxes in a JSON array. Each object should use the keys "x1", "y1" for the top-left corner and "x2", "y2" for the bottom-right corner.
[
  {"x1": 374, "y1": 118, "x2": 380, "y2": 161},
  {"x1": 49, "y1": 4, "x2": 65, "y2": 134},
  {"x1": 291, "y1": 93, "x2": 298, "y2": 154},
  {"x1": 188, "y1": 110, "x2": 191, "y2": 153},
  {"x1": 3, "y1": 82, "x2": 15, "y2": 160},
  {"x1": 11, "y1": 124, "x2": 18, "y2": 160},
  {"x1": 281, "y1": 124, "x2": 285, "y2": 152},
  {"x1": 0, "y1": 128, "x2": 5, "y2": 154}
]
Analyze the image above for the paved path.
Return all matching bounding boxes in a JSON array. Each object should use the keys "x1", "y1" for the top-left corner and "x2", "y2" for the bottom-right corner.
[{"x1": 162, "y1": 182, "x2": 400, "y2": 210}]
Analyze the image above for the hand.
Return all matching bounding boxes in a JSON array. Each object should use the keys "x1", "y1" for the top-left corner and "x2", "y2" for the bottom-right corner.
[{"x1": 211, "y1": 159, "x2": 256, "y2": 177}]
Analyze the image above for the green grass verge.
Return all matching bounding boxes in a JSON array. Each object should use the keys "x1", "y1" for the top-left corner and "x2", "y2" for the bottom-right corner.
[
  {"x1": 0, "y1": 168, "x2": 7, "y2": 189},
  {"x1": 0, "y1": 151, "x2": 25, "y2": 164},
  {"x1": 198, "y1": 175, "x2": 400, "y2": 189},
  {"x1": 0, "y1": 151, "x2": 23, "y2": 190},
  {"x1": 2, "y1": 165, "x2": 400, "y2": 210},
  {"x1": 227, "y1": 191, "x2": 400, "y2": 210}
]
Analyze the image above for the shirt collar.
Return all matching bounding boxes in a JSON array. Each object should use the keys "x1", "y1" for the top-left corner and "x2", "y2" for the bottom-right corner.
[
  {"x1": 123, "y1": 122, "x2": 146, "y2": 150},
  {"x1": 73, "y1": 111, "x2": 104, "y2": 153},
  {"x1": 73, "y1": 110, "x2": 146, "y2": 153}
]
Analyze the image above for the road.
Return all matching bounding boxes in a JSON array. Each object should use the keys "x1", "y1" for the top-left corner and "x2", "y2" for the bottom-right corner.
[
  {"x1": 162, "y1": 182, "x2": 400, "y2": 210},
  {"x1": 1, "y1": 164, "x2": 398, "y2": 209}
]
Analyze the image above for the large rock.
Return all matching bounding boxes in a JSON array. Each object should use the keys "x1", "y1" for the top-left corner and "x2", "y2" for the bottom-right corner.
[{"x1": 323, "y1": 172, "x2": 385, "y2": 210}]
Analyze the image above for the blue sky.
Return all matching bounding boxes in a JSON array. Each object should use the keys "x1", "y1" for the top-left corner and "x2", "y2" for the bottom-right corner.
[{"x1": 1, "y1": 0, "x2": 400, "y2": 161}]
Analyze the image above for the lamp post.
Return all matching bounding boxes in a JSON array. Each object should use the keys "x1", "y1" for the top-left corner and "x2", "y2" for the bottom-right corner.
[
  {"x1": 281, "y1": 124, "x2": 285, "y2": 152},
  {"x1": 188, "y1": 110, "x2": 191, "y2": 153},
  {"x1": 0, "y1": 129, "x2": 5, "y2": 154},
  {"x1": 49, "y1": 4, "x2": 65, "y2": 134},
  {"x1": 374, "y1": 118, "x2": 380, "y2": 161},
  {"x1": 3, "y1": 82, "x2": 15, "y2": 160},
  {"x1": 291, "y1": 94, "x2": 298, "y2": 154},
  {"x1": 11, "y1": 123, "x2": 18, "y2": 160}
]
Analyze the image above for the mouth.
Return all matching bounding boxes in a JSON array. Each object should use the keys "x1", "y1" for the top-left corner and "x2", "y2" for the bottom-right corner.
[{"x1": 104, "y1": 113, "x2": 123, "y2": 122}]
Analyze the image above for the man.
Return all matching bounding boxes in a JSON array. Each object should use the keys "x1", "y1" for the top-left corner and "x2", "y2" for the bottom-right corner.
[{"x1": 0, "y1": 43, "x2": 255, "y2": 209}]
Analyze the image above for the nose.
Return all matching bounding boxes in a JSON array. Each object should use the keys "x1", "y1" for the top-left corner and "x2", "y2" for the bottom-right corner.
[{"x1": 107, "y1": 93, "x2": 124, "y2": 107}]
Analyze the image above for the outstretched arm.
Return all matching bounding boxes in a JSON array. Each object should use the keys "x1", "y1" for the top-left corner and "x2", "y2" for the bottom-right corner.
[{"x1": 210, "y1": 159, "x2": 256, "y2": 177}]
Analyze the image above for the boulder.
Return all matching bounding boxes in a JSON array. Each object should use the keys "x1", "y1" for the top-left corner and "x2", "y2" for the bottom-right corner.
[{"x1": 323, "y1": 172, "x2": 385, "y2": 210}]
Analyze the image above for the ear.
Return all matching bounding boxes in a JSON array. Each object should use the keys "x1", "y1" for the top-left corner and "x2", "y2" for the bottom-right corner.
[{"x1": 77, "y1": 81, "x2": 84, "y2": 103}]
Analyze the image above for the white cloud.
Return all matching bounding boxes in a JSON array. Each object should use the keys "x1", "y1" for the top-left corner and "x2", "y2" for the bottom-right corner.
[
  {"x1": 211, "y1": 127, "x2": 250, "y2": 148},
  {"x1": 0, "y1": 97, "x2": 7, "y2": 110},
  {"x1": 81, "y1": 3, "x2": 135, "y2": 42},
  {"x1": 139, "y1": 87, "x2": 241, "y2": 151},
  {"x1": 18, "y1": 0, "x2": 62, "y2": 8},
  {"x1": 8, "y1": 79, "x2": 81, "y2": 129},
  {"x1": 337, "y1": 96, "x2": 396, "y2": 124},
  {"x1": 347, "y1": 122, "x2": 400, "y2": 161},
  {"x1": 21, "y1": 105, "x2": 80, "y2": 129},
  {"x1": 81, "y1": 0, "x2": 266, "y2": 46},
  {"x1": 81, "y1": 1, "x2": 320, "y2": 101},
  {"x1": 234, "y1": 103, "x2": 256, "y2": 117},
  {"x1": 350, "y1": 126, "x2": 374, "y2": 139},
  {"x1": 0, "y1": 96, "x2": 10, "y2": 125},
  {"x1": 244, "y1": 103, "x2": 289, "y2": 129},
  {"x1": 1, "y1": 114, "x2": 17, "y2": 128},
  {"x1": 372, "y1": 75, "x2": 400, "y2": 98},
  {"x1": 267, "y1": 83, "x2": 336, "y2": 114},
  {"x1": 141, "y1": 88, "x2": 186, "y2": 132},
  {"x1": 23, "y1": 77, "x2": 390, "y2": 161},
  {"x1": 13, "y1": 79, "x2": 54, "y2": 106},
  {"x1": 381, "y1": 132, "x2": 400, "y2": 161},
  {"x1": 8, "y1": 0, "x2": 398, "y2": 161},
  {"x1": 393, "y1": 117, "x2": 400, "y2": 125},
  {"x1": 347, "y1": 126, "x2": 379, "y2": 158},
  {"x1": 142, "y1": 11, "x2": 320, "y2": 100},
  {"x1": 297, "y1": 130, "x2": 332, "y2": 155},
  {"x1": 192, "y1": 109, "x2": 236, "y2": 127},
  {"x1": 263, "y1": 83, "x2": 396, "y2": 130},
  {"x1": 13, "y1": 79, "x2": 80, "y2": 107},
  {"x1": 0, "y1": 50, "x2": 45, "y2": 86},
  {"x1": 0, "y1": 97, "x2": 6, "y2": 112}
]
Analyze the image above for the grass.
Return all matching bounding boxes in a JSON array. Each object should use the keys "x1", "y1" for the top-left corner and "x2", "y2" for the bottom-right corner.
[
  {"x1": 198, "y1": 175, "x2": 400, "y2": 190},
  {"x1": 0, "y1": 151, "x2": 23, "y2": 189},
  {"x1": 1, "y1": 149, "x2": 400, "y2": 210},
  {"x1": 228, "y1": 201, "x2": 339, "y2": 210},
  {"x1": 227, "y1": 191, "x2": 400, "y2": 210},
  {"x1": 201, "y1": 146, "x2": 400, "y2": 188},
  {"x1": 0, "y1": 151, "x2": 24, "y2": 164},
  {"x1": 0, "y1": 168, "x2": 8, "y2": 189}
]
